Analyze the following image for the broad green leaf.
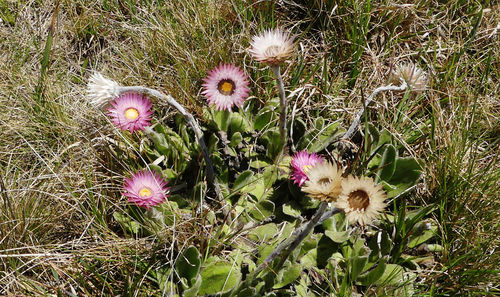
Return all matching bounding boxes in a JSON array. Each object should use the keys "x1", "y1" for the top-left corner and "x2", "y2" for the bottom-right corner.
[
  {"x1": 325, "y1": 230, "x2": 350, "y2": 243},
  {"x1": 198, "y1": 261, "x2": 241, "y2": 295},
  {"x1": 175, "y1": 246, "x2": 201, "y2": 284},
  {"x1": 249, "y1": 223, "x2": 278, "y2": 242},
  {"x1": 408, "y1": 225, "x2": 438, "y2": 248},
  {"x1": 386, "y1": 157, "x2": 422, "y2": 198},
  {"x1": 229, "y1": 112, "x2": 252, "y2": 135},
  {"x1": 300, "y1": 248, "x2": 317, "y2": 269},
  {"x1": 350, "y1": 255, "x2": 369, "y2": 281},
  {"x1": 282, "y1": 202, "x2": 301, "y2": 218},
  {"x1": 248, "y1": 200, "x2": 275, "y2": 221},
  {"x1": 378, "y1": 144, "x2": 397, "y2": 182},
  {"x1": 262, "y1": 128, "x2": 282, "y2": 160},
  {"x1": 234, "y1": 170, "x2": 254, "y2": 191},
  {"x1": 309, "y1": 121, "x2": 342, "y2": 152},
  {"x1": 213, "y1": 110, "x2": 230, "y2": 131},
  {"x1": 254, "y1": 110, "x2": 274, "y2": 131},
  {"x1": 273, "y1": 263, "x2": 302, "y2": 289},
  {"x1": 357, "y1": 257, "x2": 388, "y2": 286},
  {"x1": 263, "y1": 165, "x2": 278, "y2": 188},
  {"x1": 183, "y1": 275, "x2": 201, "y2": 297},
  {"x1": 376, "y1": 264, "x2": 405, "y2": 285},
  {"x1": 113, "y1": 212, "x2": 140, "y2": 234},
  {"x1": 230, "y1": 132, "x2": 243, "y2": 147}
]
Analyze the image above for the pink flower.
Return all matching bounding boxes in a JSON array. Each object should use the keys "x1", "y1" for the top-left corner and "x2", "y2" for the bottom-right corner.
[
  {"x1": 202, "y1": 63, "x2": 250, "y2": 110},
  {"x1": 123, "y1": 170, "x2": 169, "y2": 209},
  {"x1": 107, "y1": 93, "x2": 153, "y2": 133},
  {"x1": 290, "y1": 151, "x2": 324, "y2": 186}
]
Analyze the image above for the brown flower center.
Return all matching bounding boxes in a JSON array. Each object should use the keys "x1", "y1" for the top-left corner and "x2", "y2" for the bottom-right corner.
[
  {"x1": 139, "y1": 187, "x2": 152, "y2": 197},
  {"x1": 217, "y1": 79, "x2": 235, "y2": 95},
  {"x1": 318, "y1": 177, "x2": 331, "y2": 185},
  {"x1": 125, "y1": 108, "x2": 139, "y2": 120},
  {"x1": 348, "y1": 190, "x2": 370, "y2": 211}
]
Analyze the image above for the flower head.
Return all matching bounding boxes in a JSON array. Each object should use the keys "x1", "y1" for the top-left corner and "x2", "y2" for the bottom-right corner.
[
  {"x1": 393, "y1": 63, "x2": 427, "y2": 91},
  {"x1": 87, "y1": 72, "x2": 120, "y2": 108},
  {"x1": 290, "y1": 151, "x2": 324, "y2": 186},
  {"x1": 123, "y1": 170, "x2": 169, "y2": 209},
  {"x1": 249, "y1": 29, "x2": 294, "y2": 65},
  {"x1": 302, "y1": 162, "x2": 343, "y2": 202},
  {"x1": 202, "y1": 63, "x2": 250, "y2": 111},
  {"x1": 336, "y1": 176, "x2": 386, "y2": 225},
  {"x1": 107, "y1": 92, "x2": 153, "y2": 133}
]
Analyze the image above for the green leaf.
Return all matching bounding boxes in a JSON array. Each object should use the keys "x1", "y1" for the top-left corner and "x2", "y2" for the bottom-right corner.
[
  {"x1": 262, "y1": 128, "x2": 282, "y2": 160},
  {"x1": 376, "y1": 264, "x2": 405, "y2": 285},
  {"x1": 325, "y1": 230, "x2": 350, "y2": 243},
  {"x1": 262, "y1": 165, "x2": 278, "y2": 188},
  {"x1": 248, "y1": 200, "x2": 275, "y2": 221},
  {"x1": 233, "y1": 170, "x2": 254, "y2": 191},
  {"x1": 282, "y1": 202, "x2": 302, "y2": 218},
  {"x1": 357, "y1": 257, "x2": 388, "y2": 286},
  {"x1": 213, "y1": 110, "x2": 230, "y2": 131},
  {"x1": 273, "y1": 263, "x2": 302, "y2": 289},
  {"x1": 113, "y1": 212, "x2": 140, "y2": 234},
  {"x1": 229, "y1": 132, "x2": 243, "y2": 147},
  {"x1": 254, "y1": 110, "x2": 274, "y2": 131},
  {"x1": 229, "y1": 112, "x2": 251, "y2": 135},
  {"x1": 183, "y1": 275, "x2": 202, "y2": 297},
  {"x1": 408, "y1": 225, "x2": 438, "y2": 248},
  {"x1": 175, "y1": 246, "x2": 201, "y2": 285},
  {"x1": 378, "y1": 144, "x2": 397, "y2": 182},
  {"x1": 300, "y1": 248, "x2": 317, "y2": 269},
  {"x1": 386, "y1": 157, "x2": 422, "y2": 198},
  {"x1": 350, "y1": 255, "x2": 369, "y2": 281},
  {"x1": 249, "y1": 223, "x2": 278, "y2": 242},
  {"x1": 199, "y1": 261, "x2": 241, "y2": 295},
  {"x1": 309, "y1": 121, "x2": 341, "y2": 152}
]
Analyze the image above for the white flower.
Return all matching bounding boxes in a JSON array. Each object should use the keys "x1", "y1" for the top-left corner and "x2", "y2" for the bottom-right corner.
[
  {"x1": 394, "y1": 63, "x2": 427, "y2": 91},
  {"x1": 302, "y1": 162, "x2": 343, "y2": 202},
  {"x1": 249, "y1": 29, "x2": 294, "y2": 66},
  {"x1": 336, "y1": 176, "x2": 387, "y2": 225},
  {"x1": 87, "y1": 72, "x2": 120, "y2": 108}
]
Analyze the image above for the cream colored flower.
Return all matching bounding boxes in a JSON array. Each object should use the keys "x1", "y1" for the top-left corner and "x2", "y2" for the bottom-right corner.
[
  {"x1": 249, "y1": 29, "x2": 294, "y2": 65},
  {"x1": 87, "y1": 72, "x2": 120, "y2": 108},
  {"x1": 393, "y1": 63, "x2": 427, "y2": 91},
  {"x1": 336, "y1": 176, "x2": 386, "y2": 225},
  {"x1": 302, "y1": 162, "x2": 343, "y2": 202}
]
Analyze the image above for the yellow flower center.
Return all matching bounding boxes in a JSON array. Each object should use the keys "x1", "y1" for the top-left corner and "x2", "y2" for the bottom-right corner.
[
  {"x1": 302, "y1": 165, "x2": 313, "y2": 173},
  {"x1": 125, "y1": 108, "x2": 139, "y2": 120},
  {"x1": 348, "y1": 190, "x2": 370, "y2": 211},
  {"x1": 217, "y1": 79, "x2": 235, "y2": 96},
  {"x1": 139, "y1": 187, "x2": 152, "y2": 197}
]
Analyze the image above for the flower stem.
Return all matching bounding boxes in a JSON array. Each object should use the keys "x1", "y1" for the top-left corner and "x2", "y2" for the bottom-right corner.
[
  {"x1": 118, "y1": 86, "x2": 224, "y2": 202},
  {"x1": 231, "y1": 204, "x2": 342, "y2": 295},
  {"x1": 342, "y1": 83, "x2": 407, "y2": 140},
  {"x1": 271, "y1": 65, "x2": 288, "y2": 154}
]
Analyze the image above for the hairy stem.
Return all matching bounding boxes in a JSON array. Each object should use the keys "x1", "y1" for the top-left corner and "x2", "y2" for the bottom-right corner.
[
  {"x1": 342, "y1": 83, "x2": 407, "y2": 140},
  {"x1": 271, "y1": 65, "x2": 288, "y2": 153},
  {"x1": 118, "y1": 86, "x2": 223, "y2": 201},
  {"x1": 247, "y1": 204, "x2": 341, "y2": 285}
]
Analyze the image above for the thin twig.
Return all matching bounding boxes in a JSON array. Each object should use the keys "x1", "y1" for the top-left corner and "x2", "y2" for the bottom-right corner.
[
  {"x1": 118, "y1": 86, "x2": 224, "y2": 201},
  {"x1": 271, "y1": 65, "x2": 288, "y2": 153},
  {"x1": 342, "y1": 83, "x2": 407, "y2": 140}
]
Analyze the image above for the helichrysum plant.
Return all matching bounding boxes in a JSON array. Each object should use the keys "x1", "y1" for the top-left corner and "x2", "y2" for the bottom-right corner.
[{"x1": 85, "y1": 22, "x2": 430, "y2": 297}]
